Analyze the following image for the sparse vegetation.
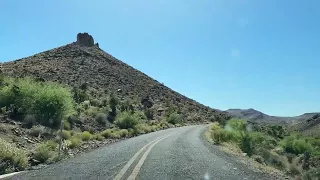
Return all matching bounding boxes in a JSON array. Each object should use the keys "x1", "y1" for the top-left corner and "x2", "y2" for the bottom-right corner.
[
  {"x1": 0, "y1": 138, "x2": 28, "y2": 174},
  {"x1": 206, "y1": 119, "x2": 320, "y2": 178}
]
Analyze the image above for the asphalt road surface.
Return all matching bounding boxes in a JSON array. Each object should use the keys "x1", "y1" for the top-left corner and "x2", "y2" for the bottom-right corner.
[{"x1": 6, "y1": 125, "x2": 272, "y2": 180}]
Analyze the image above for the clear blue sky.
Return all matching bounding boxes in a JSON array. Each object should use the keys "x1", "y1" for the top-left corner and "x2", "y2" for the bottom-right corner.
[{"x1": 1, "y1": 0, "x2": 320, "y2": 116}]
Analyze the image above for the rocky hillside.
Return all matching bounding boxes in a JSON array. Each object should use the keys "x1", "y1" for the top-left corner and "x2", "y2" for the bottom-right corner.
[
  {"x1": 0, "y1": 33, "x2": 228, "y2": 122},
  {"x1": 227, "y1": 108, "x2": 320, "y2": 136},
  {"x1": 290, "y1": 114, "x2": 320, "y2": 136}
]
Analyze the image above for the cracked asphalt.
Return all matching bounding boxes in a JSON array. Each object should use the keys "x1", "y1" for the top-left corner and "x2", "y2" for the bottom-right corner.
[{"x1": 6, "y1": 125, "x2": 272, "y2": 180}]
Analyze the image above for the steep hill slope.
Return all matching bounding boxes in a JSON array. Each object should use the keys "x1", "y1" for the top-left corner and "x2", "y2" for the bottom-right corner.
[{"x1": 0, "y1": 33, "x2": 228, "y2": 122}]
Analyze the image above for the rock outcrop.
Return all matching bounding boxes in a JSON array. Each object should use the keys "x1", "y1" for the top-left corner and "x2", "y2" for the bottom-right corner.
[{"x1": 76, "y1": 33, "x2": 94, "y2": 47}]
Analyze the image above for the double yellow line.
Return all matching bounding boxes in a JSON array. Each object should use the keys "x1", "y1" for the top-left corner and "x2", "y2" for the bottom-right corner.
[{"x1": 113, "y1": 133, "x2": 176, "y2": 180}]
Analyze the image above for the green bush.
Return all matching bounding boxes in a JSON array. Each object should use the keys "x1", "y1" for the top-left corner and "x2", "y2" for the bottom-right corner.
[
  {"x1": 69, "y1": 137, "x2": 82, "y2": 149},
  {"x1": 166, "y1": 113, "x2": 181, "y2": 125},
  {"x1": 227, "y1": 119, "x2": 247, "y2": 131},
  {"x1": 95, "y1": 113, "x2": 107, "y2": 125},
  {"x1": 33, "y1": 144, "x2": 53, "y2": 163},
  {"x1": 101, "y1": 129, "x2": 112, "y2": 138},
  {"x1": 211, "y1": 128, "x2": 228, "y2": 144},
  {"x1": 85, "y1": 106, "x2": 99, "y2": 117},
  {"x1": 93, "y1": 134, "x2": 104, "y2": 141},
  {"x1": 134, "y1": 111, "x2": 147, "y2": 121},
  {"x1": 59, "y1": 130, "x2": 71, "y2": 140},
  {"x1": 110, "y1": 132, "x2": 121, "y2": 139},
  {"x1": 81, "y1": 131, "x2": 92, "y2": 141},
  {"x1": 118, "y1": 129, "x2": 129, "y2": 137},
  {"x1": 0, "y1": 138, "x2": 28, "y2": 174},
  {"x1": 0, "y1": 77, "x2": 75, "y2": 129},
  {"x1": 90, "y1": 99, "x2": 100, "y2": 107},
  {"x1": 44, "y1": 140, "x2": 58, "y2": 151},
  {"x1": 280, "y1": 135, "x2": 314, "y2": 155},
  {"x1": 63, "y1": 121, "x2": 71, "y2": 130},
  {"x1": 115, "y1": 111, "x2": 139, "y2": 129}
]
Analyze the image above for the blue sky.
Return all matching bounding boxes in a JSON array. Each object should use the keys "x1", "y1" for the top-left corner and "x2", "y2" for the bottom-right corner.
[{"x1": 1, "y1": 0, "x2": 320, "y2": 116}]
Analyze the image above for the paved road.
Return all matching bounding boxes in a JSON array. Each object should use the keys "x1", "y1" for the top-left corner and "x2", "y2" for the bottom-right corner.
[{"x1": 7, "y1": 125, "x2": 271, "y2": 180}]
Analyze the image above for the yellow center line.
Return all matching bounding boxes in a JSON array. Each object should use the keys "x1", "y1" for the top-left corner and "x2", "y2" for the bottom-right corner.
[
  {"x1": 127, "y1": 133, "x2": 177, "y2": 180},
  {"x1": 113, "y1": 135, "x2": 168, "y2": 180}
]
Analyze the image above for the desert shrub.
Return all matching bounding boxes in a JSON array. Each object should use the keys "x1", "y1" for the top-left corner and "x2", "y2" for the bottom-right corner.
[
  {"x1": 246, "y1": 132, "x2": 277, "y2": 154},
  {"x1": 151, "y1": 125, "x2": 159, "y2": 131},
  {"x1": 118, "y1": 129, "x2": 129, "y2": 137},
  {"x1": 0, "y1": 78, "x2": 15, "y2": 108},
  {"x1": 33, "y1": 143, "x2": 53, "y2": 163},
  {"x1": 302, "y1": 168, "x2": 320, "y2": 180},
  {"x1": 95, "y1": 113, "x2": 107, "y2": 125},
  {"x1": 63, "y1": 120, "x2": 71, "y2": 130},
  {"x1": 109, "y1": 93, "x2": 118, "y2": 117},
  {"x1": 90, "y1": 99, "x2": 100, "y2": 107},
  {"x1": 44, "y1": 140, "x2": 58, "y2": 151},
  {"x1": 292, "y1": 139, "x2": 314, "y2": 155},
  {"x1": 211, "y1": 128, "x2": 228, "y2": 144},
  {"x1": 0, "y1": 138, "x2": 28, "y2": 174},
  {"x1": 82, "y1": 100, "x2": 90, "y2": 110},
  {"x1": 127, "y1": 128, "x2": 135, "y2": 136},
  {"x1": 101, "y1": 129, "x2": 112, "y2": 138},
  {"x1": 227, "y1": 119, "x2": 247, "y2": 131},
  {"x1": 29, "y1": 125, "x2": 44, "y2": 137},
  {"x1": 288, "y1": 159, "x2": 303, "y2": 176},
  {"x1": 134, "y1": 111, "x2": 147, "y2": 121},
  {"x1": 23, "y1": 114, "x2": 37, "y2": 128},
  {"x1": 110, "y1": 132, "x2": 121, "y2": 139},
  {"x1": 0, "y1": 77, "x2": 75, "y2": 129},
  {"x1": 69, "y1": 137, "x2": 82, "y2": 149},
  {"x1": 0, "y1": 124, "x2": 7, "y2": 133},
  {"x1": 280, "y1": 135, "x2": 314, "y2": 155},
  {"x1": 166, "y1": 113, "x2": 181, "y2": 125},
  {"x1": 81, "y1": 131, "x2": 92, "y2": 141},
  {"x1": 261, "y1": 150, "x2": 288, "y2": 170},
  {"x1": 144, "y1": 108, "x2": 154, "y2": 120},
  {"x1": 93, "y1": 134, "x2": 104, "y2": 141},
  {"x1": 59, "y1": 130, "x2": 71, "y2": 140},
  {"x1": 85, "y1": 106, "x2": 99, "y2": 117},
  {"x1": 115, "y1": 111, "x2": 139, "y2": 129}
]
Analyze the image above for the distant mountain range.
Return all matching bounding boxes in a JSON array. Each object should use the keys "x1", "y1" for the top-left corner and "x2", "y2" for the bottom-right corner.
[
  {"x1": 226, "y1": 108, "x2": 319, "y2": 124},
  {"x1": 226, "y1": 108, "x2": 320, "y2": 136}
]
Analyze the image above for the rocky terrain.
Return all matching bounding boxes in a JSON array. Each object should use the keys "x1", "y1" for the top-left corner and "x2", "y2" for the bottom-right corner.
[{"x1": 0, "y1": 33, "x2": 228, "y2": 123}]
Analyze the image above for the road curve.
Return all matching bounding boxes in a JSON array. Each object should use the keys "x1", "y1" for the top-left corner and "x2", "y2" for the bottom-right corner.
[{"x1": 6, "y1": 125, "x2": 271, "y2": 180}]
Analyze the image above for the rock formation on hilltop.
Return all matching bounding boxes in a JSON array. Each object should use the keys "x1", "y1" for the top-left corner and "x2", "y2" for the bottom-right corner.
[{"x1": 77, "y1": 32, "x2": 95, "y2": 47}]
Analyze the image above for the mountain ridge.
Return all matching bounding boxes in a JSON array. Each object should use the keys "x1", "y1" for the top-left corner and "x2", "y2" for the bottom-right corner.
[{"x1": 226, "y1": 108, "x2": 320, "y2": 125}]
